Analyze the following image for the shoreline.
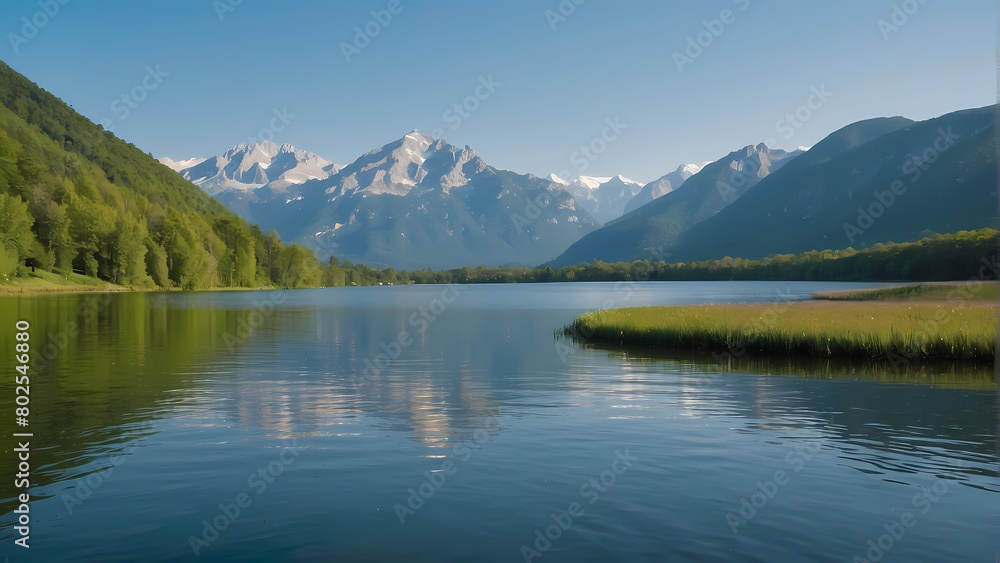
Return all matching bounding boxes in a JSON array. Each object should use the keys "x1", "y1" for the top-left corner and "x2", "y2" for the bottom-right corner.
[
  {"x1": 0, "y1": 278, "x2": 936, "y2": 297},
  {"x1": 812, "y1": 281, "x2": 995, "y2": 301}
]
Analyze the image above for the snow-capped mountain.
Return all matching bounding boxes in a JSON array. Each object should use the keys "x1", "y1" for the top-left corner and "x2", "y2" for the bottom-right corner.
[
  {"x1": 213, "y1": 132, "x2": 600, "y2": 269},
  {"x1": 623, "y1": 162, "x2": 709, "y2": 215},
  {"x1": 321, "y1": 131, "x2": 486, "y2": 198},
  {"x1": 549, "y1": 174, "x2": 644, "y2": 223},
  {"x1": 550, "y1": 143, "x2": 804, "y2": 266},
  {"x1": 159, "y1": 156, "x2": 207, "y2": 172},
  {"x1": 159, "y1": 141, "x2": 341, "y2": 196}
]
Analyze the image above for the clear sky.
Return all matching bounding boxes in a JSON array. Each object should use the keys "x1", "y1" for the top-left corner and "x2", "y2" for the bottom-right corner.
[{"x1": 1, "y1": 0, "x2": 993, "y2": 183}]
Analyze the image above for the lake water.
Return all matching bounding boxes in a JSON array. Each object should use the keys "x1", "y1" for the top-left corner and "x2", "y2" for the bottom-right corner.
[{"x1": 0, "y1": 282, "x2": 996, "y2": 562}]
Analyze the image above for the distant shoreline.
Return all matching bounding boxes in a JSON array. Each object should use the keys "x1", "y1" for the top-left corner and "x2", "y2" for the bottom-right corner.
[{"x1": 0, "y1": 278, "x2": 910, "y2": 296}]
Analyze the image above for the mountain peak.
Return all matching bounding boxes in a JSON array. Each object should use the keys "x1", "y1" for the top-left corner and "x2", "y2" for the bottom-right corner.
[
  {"x1": 323, "y1": 133, "x2": 486, "y2": 198},
  {"x1": 680, "y1": 162, "x2": 710, "y2": 176},
  {"x1": 159, "y1": 156, "x2": 208, "y2": 172},
  {"x1": 613, "y1": 174, "x2": 642, "y2": 186},
  {"x1": 228, "y1": 139, "x2": 280, "y2": 156},
  {"x1": 162, "y1": 141, "x2": 340, "y2": 195}
]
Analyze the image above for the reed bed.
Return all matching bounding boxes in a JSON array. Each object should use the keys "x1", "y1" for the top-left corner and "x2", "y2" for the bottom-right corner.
[
  {"x1": 569, "y1": 302, "x2": 995, "y2": 360},
  {"x1": 814, "y1": 282, "x2": 996, "y2": 302}
]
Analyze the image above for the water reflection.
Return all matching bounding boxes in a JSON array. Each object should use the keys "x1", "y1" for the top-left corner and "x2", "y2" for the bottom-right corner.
[
  {"x1": 0, "y1": 292, "x2": 270, "y2": 518},
  {"x1": 0, "y1": 284, "x2": 994, "y2": 561},
  {"x1": 578, "y1": 344, "x2": 997, "y2": 389}
]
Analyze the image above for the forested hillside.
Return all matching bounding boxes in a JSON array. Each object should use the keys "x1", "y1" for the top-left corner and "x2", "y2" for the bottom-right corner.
[{"x1": 0, "y1": 61, "x2": 370, "y2": 289}]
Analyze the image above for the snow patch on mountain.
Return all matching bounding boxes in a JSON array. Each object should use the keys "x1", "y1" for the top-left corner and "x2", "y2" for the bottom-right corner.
[
  {"x1": 551, "y1": 174, "x2": 645, "y2": 223},
  {"x1": 623, "y1": 162, "x2": 710, "y2": 215},
  {"x1": 159, "y1": 156, "x2": 207, "y2": 173},
  {"x1": 162, "y1": 141, "x2": 341, "y2": 196}
]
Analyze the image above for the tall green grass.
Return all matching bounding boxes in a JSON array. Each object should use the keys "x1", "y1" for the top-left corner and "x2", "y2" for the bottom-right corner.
[
  {"x1": 814, "y1": 282, "x2": 996, "y2": 302},
  {"x1": 569, "y1": 303, "x2": 995, "y2": 360}
]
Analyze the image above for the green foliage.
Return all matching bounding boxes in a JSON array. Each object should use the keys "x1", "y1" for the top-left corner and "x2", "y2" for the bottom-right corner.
[
  {"x1": 0, "y1": 243, "x2": 17, "y2": 281},
  {"x1": 145, "y1": 241, "x2": 170, "y2": 288},
  {"x1": 0, "y1": 192, "x2": 36, "y2": 275}
]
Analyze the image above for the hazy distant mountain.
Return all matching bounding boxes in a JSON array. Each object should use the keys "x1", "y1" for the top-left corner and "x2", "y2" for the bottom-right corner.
[
  {"x1": 549, "y1": 143, "x2": 804, "y2": 265},
  {"x1": 623, "y1": 162, "x2": 707, "y2": 215},
  {"x1": 220, "y1": 132, "x2": 600, "y2": 269},
  {"x1": 668, "y1": 106, "x2": 996, "y2": 262},
  {"x1": 549, "y1": 174, "x2": 644, "y2": 223},
  {"x1": 159, "y1": 141, "x2": 341, "y2": 196}
]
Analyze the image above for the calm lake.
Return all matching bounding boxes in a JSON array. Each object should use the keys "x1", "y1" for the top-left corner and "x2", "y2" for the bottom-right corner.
[{"x1": 0, "y1": 282, "x2": 996, "y2": 562}]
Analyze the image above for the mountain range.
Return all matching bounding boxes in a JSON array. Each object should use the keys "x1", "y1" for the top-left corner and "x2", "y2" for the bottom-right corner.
[
  {"x1": 160, "y1": 141, "x2": 341, "y2": 195},
  {"x1": 549, "y1": 143, "x2": 803, "y2": 265},
  {"x1": 667, "y1": 107, "x2": 996, "y2": 262},
  {"x1": 5, "y1": 57, "x2": 993, "y2": 289},
  {"x1": 164, "y1": 132, "x2": 601, "y2": 269},
  {"x1": 622, "y1": 163, "x2": 708, "y2": 215},
  {"x1": 548, "y1": 174, "x2": 645, "y2": 223},
  {"x1": 161, "y1": 106, "x2": 999, "y2": 272},
  {"x1": 551, "y1": 106, "x2": 996, "y2": 266}
]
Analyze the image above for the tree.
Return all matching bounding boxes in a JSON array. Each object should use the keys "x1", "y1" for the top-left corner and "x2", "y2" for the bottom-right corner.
[
  {"x1": 145, "y1": 241, "x2": 170, "y2": 287},
  {"x1": 0, "y1": 193, "x2": 36, "y2": 274},
  {"x1": 274, "y1": 244, "x2": 321, "y2": 288},
  {"x1": 108, "y1": 216, "x2": 152, "y2": 286},
  {"x1": 265, "y1": 229, "x2": 281, "y2": 282}
]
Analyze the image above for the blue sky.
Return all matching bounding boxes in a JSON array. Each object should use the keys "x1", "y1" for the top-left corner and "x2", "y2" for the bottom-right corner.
[{"x1": 1, "y1": 0, "x2": 993, "y2": 183}]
